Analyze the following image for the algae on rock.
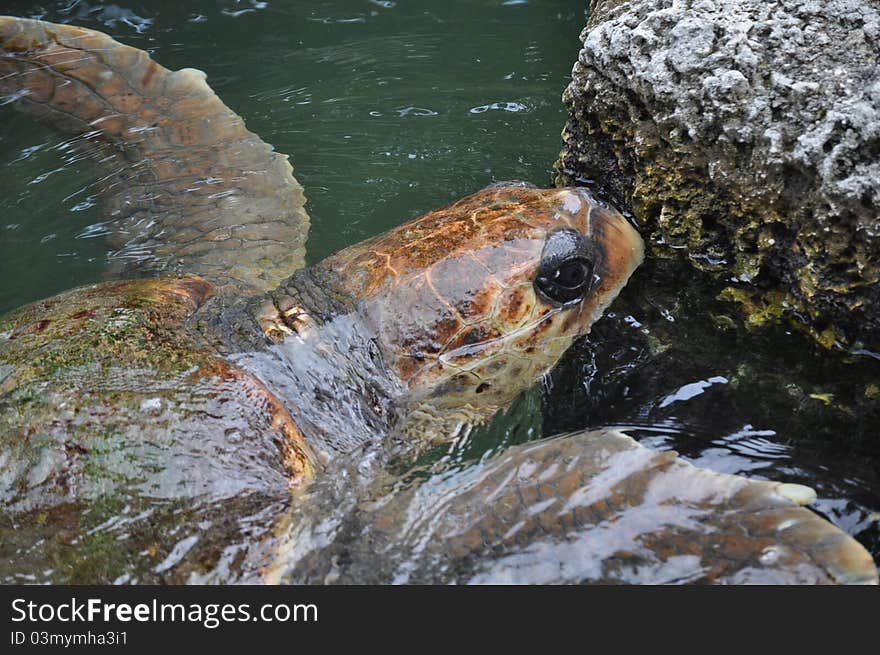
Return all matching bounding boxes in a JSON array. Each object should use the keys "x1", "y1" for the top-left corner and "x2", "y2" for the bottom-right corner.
[{"x1": 555, "y1": 0, "x2": 880, "y2": 349}]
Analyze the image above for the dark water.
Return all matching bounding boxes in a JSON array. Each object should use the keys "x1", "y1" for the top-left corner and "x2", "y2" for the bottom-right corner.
[
  {"x1": 1, "y1": 0, "x2": 878, "y2": 568},
  {"x1": 543, "y1": 259, "x2": 880, "y2": 561}
]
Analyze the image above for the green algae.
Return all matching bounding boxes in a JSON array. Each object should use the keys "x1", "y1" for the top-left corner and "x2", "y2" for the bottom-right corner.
[{"x1": 0, "y1": 278, "x2": 213, "y2": 388}]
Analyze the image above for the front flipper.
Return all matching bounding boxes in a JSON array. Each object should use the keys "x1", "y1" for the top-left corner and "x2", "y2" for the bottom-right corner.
[
  {"x1": 274, "y1": 429, "x2": 878, "y2": 584},
  {"x1": 0, "y1": 16, "x2": 308, "y2": 295}
]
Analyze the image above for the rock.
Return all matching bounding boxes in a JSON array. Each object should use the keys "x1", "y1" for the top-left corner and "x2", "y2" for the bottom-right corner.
[{"x1": 555, "y1": 0, "x2": 880, "y2": 350}]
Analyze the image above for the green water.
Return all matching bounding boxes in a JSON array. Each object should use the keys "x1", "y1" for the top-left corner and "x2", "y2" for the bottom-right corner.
[
  {"x1": 0, "y1": 0, "x2": 584, "y2": 311},
  {"x1": 1, "y1": 0, "x2": 878, "y2": 570}
]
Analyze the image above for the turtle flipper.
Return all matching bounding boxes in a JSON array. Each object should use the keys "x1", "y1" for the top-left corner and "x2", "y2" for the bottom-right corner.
[
  {"x1": 275, "y1": 429, "x2": 878, "y2": 584},
  {"x1": 426, "y1": 430, "x2": 879, "y2": 584},
  {"x1": 0, "y1": 16, "x2": 308, "y2": 294}
]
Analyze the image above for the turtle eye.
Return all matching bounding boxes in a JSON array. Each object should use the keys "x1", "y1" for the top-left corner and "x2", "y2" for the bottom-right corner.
[
  {"x1": 554, "y1": 259, "x2": 589, "y2": 289},
  {"x1": 534, "y1": 229, "x2": 594, "y2": 305}
]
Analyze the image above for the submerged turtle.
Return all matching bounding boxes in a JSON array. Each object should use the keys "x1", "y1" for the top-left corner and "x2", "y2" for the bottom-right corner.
[{"x1": 0, "y1": 17, "x2": 876, "y2": 584}]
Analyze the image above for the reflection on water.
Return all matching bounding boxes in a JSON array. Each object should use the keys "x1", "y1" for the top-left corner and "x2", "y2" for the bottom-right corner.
[
  {"x1": 1, "y1": 0, "x2": 878, "y2": 577},
  {"x1": 543, "y1": 258, "x2": 880, "y2": 561}
]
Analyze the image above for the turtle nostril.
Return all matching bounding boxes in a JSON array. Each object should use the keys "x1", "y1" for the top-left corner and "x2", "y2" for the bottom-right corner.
[{"x1": 476, "y1": 383, "x2": 490, "y2": 394}]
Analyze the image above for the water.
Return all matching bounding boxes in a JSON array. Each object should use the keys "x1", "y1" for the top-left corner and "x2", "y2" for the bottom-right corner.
[
  {"x1": 1, "y1": 0, "x2": 878, "y2": 575},
  {"x1": 543, "y1": 259, "x2": 880, "y2": 561}
]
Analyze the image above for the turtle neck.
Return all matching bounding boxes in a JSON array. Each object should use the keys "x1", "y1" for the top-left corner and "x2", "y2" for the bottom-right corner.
[{"x1": 214, "y1": 266, "x2": 407, "y2": 466}]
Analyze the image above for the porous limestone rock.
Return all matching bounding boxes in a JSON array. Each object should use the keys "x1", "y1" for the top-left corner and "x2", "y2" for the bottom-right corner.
[{"x1": 555, "y1": 0, "x2": 880, "y2": 349}]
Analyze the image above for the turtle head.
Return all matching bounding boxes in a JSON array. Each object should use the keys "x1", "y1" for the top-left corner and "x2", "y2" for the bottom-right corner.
[{"x1": 318, "y1": 185, "x2": 644, "y2": 417}]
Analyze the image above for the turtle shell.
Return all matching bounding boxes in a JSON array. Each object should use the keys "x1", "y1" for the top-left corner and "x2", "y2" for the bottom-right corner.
[{"x1": 0, "y1": 277, "x2": 313, "y2": 514}]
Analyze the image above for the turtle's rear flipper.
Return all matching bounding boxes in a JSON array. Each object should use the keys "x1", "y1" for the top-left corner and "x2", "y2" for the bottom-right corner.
[
  {"x1": 0, "y1": 16, "x2": 308, "y2": 294},
  {"x1": 278, "y1": 429, "x2": 878, "y2": 584}
]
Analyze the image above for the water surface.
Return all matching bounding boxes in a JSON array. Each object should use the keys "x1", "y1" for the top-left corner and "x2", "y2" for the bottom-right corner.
[{"x1": 1, "y1": 0, "x2": 878, "y2": 570}]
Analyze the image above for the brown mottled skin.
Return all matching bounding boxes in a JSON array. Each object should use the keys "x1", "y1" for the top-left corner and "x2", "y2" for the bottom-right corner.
[
  {"x1": 0, "y1": 184, "x2": 640, "y2": 509},
  {"x1": 302, "y1": 186, "x2": 640, "y2": 413},
  {"x1": 0, "y1": 17, "x2": 876, "y2": 584}
]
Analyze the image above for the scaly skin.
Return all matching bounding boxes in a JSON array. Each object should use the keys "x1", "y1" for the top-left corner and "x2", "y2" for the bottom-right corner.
[
  {"x1": 298, "y1": 186, "x2": 642, "y2": 417},
  {"x1": 270, "y1": 430, "x2": 878, "y2": 584}
]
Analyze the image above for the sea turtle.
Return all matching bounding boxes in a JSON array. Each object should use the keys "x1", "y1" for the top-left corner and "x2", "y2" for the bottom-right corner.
[{"x1": 0, "y1": 16, "x2": 876, "y2": 584}]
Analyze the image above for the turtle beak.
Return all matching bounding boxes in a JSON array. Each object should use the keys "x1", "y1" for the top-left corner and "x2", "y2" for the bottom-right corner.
[
  {"x1": 577, "y1": 192, "x2": 644, "y2": 331},
  {"x1": 589, "y1": 201, "x2": 644, "y2": 290}
]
